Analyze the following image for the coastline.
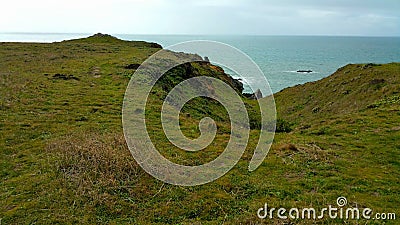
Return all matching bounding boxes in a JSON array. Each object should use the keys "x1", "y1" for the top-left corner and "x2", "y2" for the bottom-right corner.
[
  {"x1": 1, "y1": 33, "x2": 399, "y2": 93},
  {"x1": 0, "y1": 34, "x2": 399, "y2": 224}
]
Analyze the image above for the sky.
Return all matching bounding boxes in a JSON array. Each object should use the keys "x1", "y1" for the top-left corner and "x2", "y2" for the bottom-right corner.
[{"x1": 1, "y1": 0, "x2": 399, "y2": 36}]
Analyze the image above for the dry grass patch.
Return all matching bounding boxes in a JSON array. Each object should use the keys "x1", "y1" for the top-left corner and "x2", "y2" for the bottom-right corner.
[{"x1": 47, "y1": 133, "x2": 142, "y2": 194}]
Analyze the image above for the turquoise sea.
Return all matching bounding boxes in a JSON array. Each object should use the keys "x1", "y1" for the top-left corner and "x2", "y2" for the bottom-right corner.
[{"x1": 1, "y1": 33, "x2": 399, "y2": 93}]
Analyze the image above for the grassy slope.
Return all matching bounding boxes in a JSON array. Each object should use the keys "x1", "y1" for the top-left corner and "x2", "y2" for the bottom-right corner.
[
  {"x1": 274, "y1": 63, "x2": 400, "y2": 123},
  {"x1": 1, "y1": 35, "x2": 399, "y2": 224}
]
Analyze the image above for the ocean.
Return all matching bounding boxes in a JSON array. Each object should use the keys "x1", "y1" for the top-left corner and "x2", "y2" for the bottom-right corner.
[{"x1": 1, "y1": 33, "x2": 399, "y2": 93}]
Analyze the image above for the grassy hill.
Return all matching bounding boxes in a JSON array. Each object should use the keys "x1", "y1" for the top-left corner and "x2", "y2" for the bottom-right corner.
[
  {"x1": 1, "y1": 35, "x2": 399, "y2": 224},
  {"x1": 274, "y1": 63, "x2": 400, "y2": 124}
]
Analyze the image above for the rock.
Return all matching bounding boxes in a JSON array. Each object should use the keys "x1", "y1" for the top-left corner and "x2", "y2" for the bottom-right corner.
[
  {"x1": 230, "y1": 77, "x2": 244, "y2": 94},
  {"x1": 254, "y1": 89, "x2": 263, "y2": 99},
  {"x1": 369, "y1": 79, "x2": 385, "y2": 85},
  {"x1": 297, "y1": 70, "x2": 313, "y2": 73},
  {"x1": 243, "y1": 89, "x2": 263, "y2": 100},
  {"x1": 362, "y1": 63, "x2": 380, "y2": 69},
  {"x1": 300, "y1": 124, "x2": 311, "y2": 130},
  {"x1": 92, "y1": 33, "x2": 111, "y2": 38},
  {"x1": 204, "y1": 56, "x2": 210, "y2": 62},
  {"x1": 90, "y1": 66, "x2": 101, "y2": 75},
  {"x1": 148, "y1": 43, "x2": 163, "y2": 48},
  {"x1": 52, "y1": 73, "x2": 79, "y2": 81},
  {"x1": 312, "y1": 107, "x2": 320, "y2": 113},
  {"x1": 124, "y1": 63, "x2": 141, "y2": 70},
  {"x1": 76, "y1": 116, "x2": 88, "y2": 122}
]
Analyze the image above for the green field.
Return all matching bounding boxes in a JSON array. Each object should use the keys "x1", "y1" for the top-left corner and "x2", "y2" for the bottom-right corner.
[{"x1": 1, "y1": 34, "x2": 399, "y2": 224}]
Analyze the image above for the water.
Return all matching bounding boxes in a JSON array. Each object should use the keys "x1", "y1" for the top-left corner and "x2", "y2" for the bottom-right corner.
[
  {"x1": 1, "y1": 33, "x2": 399, "y2": 93},
  {"x1": 0, "y1": 33, "x2": 89, "y2": 43}
]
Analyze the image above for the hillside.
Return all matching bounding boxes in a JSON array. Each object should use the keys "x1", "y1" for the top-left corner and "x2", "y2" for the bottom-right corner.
[
  {"x1": 274, "y1": 63, "x2": 400, "y2": 126},
  {"x1": 62, "y1": 33, "x2": 163, "y2": 48},
  {"x1": 1, "y1": 35, "x2": 399, "y2": 224}
]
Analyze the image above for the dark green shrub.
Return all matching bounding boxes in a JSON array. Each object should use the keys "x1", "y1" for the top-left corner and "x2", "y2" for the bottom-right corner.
[{"x1": 264, "y1": 118, "x2": 293, "y2": 133}]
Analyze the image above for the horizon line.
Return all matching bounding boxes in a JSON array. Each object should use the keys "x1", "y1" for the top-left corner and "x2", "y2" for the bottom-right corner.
[{"x1": 1, "y1": 32, "x2": 399, "y2": 38}]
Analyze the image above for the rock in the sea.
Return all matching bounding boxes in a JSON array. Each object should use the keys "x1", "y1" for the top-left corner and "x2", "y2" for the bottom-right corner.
[{"x1": 297, "y1": 70, "x2": 313, "y2": 73}]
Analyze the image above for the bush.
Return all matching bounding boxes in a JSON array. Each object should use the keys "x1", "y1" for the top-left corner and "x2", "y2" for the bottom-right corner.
[
  {"x1": 264, "y1": 118, "x2": 293, "y2": 133},
  {"x1": 276, "y1": 118, "x2": 293, "y2": 132}
]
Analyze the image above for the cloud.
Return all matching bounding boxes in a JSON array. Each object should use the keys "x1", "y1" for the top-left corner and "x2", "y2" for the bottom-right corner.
[
  {"x1": 192, "y1": 0, "x2": 245, "y2": 7},
  {"x1": 0, "y1": 0, "x2": 399, "y2": 36}
]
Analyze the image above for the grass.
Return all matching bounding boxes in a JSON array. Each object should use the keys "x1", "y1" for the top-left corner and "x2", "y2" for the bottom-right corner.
[{"x1": 1, "y1": 34, "x2": 399, "y2": 224}]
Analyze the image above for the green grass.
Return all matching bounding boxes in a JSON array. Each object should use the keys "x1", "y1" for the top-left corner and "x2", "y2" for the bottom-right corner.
[{"x1": 1, "y1": 35, "x2": 399, "y2": 224}]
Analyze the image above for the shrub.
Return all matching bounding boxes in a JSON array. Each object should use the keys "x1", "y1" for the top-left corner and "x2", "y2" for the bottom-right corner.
[{"x1": 264, "y1": 118, "x2": 293, "y2": 133}]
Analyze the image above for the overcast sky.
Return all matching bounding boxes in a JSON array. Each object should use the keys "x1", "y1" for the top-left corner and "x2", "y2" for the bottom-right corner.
[{"x1": 1, "y1": 0, "x2": 399, "y2": 36}]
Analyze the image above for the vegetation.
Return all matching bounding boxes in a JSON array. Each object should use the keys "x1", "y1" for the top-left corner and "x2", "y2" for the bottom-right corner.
[{"x1": 1, "y1": 34, "x2": 399, "y2": 224}]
